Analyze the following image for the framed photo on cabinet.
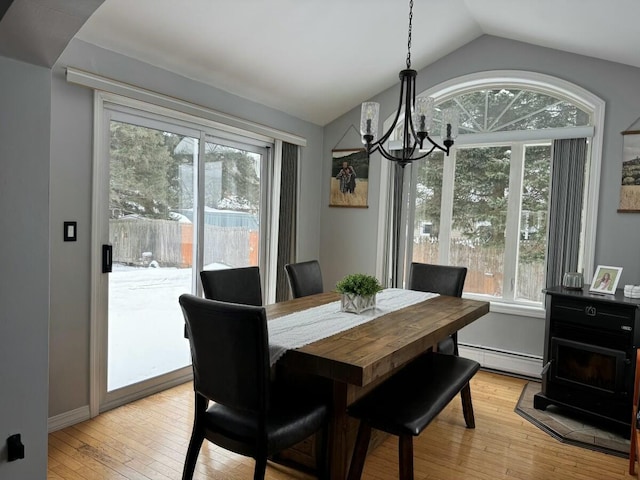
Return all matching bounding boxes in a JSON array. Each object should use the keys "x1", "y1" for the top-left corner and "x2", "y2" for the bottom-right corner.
[{"x1": 589, "y1": 265, "x2": 623, "y2": 294}]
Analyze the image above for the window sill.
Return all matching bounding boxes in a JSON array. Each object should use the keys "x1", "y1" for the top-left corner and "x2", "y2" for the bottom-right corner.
[{"x1": 462, "y1": 294, "x2": 545, "y2": 319}]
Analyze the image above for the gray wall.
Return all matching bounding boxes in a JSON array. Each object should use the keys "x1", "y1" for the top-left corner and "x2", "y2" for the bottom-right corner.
[
  {"x1": 48, "y1": 39, "x2": 325, "y2": 416},
  {"x1": 0, "y1": 55, "x2": 50, "y2": 479},
  {"x1": 321, "y1": 35, "x2": 640, "y2": 357}
]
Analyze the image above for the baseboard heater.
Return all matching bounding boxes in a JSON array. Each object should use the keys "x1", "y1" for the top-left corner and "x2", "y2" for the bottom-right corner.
[{"x1": 458, "y1": 343, "x2": 543, "y2": 379}]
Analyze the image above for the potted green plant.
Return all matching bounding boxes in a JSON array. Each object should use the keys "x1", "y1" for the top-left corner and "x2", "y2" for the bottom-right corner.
[{"x1": 335, "y1": 273, "x2": 384, "y2": 314}]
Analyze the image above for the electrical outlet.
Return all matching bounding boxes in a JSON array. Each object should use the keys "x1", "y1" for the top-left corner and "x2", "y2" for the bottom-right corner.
[{"x1": 7, "y1": 434, "x2": 24, "y2": 461}]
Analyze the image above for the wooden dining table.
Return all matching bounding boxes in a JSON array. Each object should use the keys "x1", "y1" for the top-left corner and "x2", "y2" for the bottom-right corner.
[{"x1": 265, "y1": 291, "x2": 490, "y2": 480}]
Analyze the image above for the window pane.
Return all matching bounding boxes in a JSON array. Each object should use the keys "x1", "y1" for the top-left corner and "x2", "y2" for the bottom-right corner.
[
  {"x1": 202, "y1": 142, "x2": 261, "y2": 270},
  {"x1": 516, "y1": 144, "x2": 551, "y2": 302},
  {"x1": 450, "y1": 146, "x2": 511, "y2": 297},
  {"x1": 437, "y1": 89, "x2": 591, "y2": 135},
  {"x1": 412, "y1": 152, "x2": 444, "y2": 264},
  {"x1": 108, "y1": 121, "x2": 193, "y2": 391}
]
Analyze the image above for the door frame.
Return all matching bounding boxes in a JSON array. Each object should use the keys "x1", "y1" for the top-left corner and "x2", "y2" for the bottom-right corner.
[{"x1": 89, "y1": 91, "x2": 276, "y2": 416}]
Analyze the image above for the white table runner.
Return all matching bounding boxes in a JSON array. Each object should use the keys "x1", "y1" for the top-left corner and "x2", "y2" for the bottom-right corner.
[{"x1": 268, "y1": 288, "x2": 438, "y2": 365}]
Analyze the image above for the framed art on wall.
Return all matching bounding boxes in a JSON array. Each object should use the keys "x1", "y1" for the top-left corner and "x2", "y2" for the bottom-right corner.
[
  {"x1": 329, "y1": 149, "x2": 369, "y2": 208},
  {"x1": 618, "y1": 129, "x2": 640, "y2": 212}
]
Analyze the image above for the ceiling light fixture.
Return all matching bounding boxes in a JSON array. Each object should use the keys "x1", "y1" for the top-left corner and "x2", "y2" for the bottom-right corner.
[{"x1": 359, "y1": 0, "x2": 458, "y2": 167}]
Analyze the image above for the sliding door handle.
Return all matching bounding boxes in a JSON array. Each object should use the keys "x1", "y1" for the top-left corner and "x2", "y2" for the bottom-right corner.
[{"x1": 102, "y1": 244, "x2": 113, "y2": 273}]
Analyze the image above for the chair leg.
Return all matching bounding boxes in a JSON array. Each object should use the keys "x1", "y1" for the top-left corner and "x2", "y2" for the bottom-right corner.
[
  {"x1": 461, "y1": 382, "x2": 475, "y2": 428},
  {"x1": 316, "y1": 425, "x2": 330, "y2": 480},
  {"x1": 631, "y1": 433, "x2": 637, "y2": 476},
  {"x1": 398, "y1": 434, "x2": 414, "y2": 480},
  {"x1": 347, "y1": 422, "x2": 372, "y2": 480},
  {"x1": 630, "y1": 412, "x2": 637, "y2": 475},
  {"x1": 182, "y1": 429, "x2": 205, "y2": 480},
  {"x1": 254, "y1": 456, "x2": 267, "y2": 480},
  {"x1": 452, "y1": 332, "x2": 459, "y2": 356}
]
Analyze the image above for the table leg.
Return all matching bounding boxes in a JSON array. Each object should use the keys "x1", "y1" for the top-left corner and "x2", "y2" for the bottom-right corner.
[{"x1": 329, "y1": 381, "x2": 349, "y2": 480}]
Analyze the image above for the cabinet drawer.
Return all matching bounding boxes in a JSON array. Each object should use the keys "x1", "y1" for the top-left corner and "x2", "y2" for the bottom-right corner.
[{"x1": 550, "y1": 298, "x2": 635, "y2": 331}]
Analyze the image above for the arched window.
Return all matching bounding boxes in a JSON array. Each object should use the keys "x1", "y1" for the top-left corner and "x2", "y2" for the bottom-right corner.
[
  {"x1": 439, "y1": 88, "x2": 591, "y2": 134},
  {"x1": 391, "y1": 71, "x2": 604, "y2": 312}
]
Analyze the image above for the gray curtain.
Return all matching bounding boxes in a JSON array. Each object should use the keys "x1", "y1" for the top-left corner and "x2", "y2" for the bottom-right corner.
[
  {"x1": 275, "y1": 142, "x2": 298, "y2": 301},
  {"x1": 545, "y1": 138, "x2": 587, "y2": 289}
]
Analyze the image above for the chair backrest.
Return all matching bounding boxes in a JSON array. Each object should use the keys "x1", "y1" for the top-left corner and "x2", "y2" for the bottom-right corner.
[
  {"x1": 200, "y1": 266, "x2": 263, "y2": 306},
  {"x1": 285, "y1": 260, "x2": 323, "y2": 298},
  {"x1": 408, "y1": 262, "x2": 467, "y2": 297},
  {"x1": 179, "y1": 294, "x2": 269, "y2": 413}
]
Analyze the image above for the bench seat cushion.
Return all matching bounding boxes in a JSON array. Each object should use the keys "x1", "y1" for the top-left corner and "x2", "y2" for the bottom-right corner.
[{"x1": 347, "y1": 352, "x2": 480, "y2": 437}]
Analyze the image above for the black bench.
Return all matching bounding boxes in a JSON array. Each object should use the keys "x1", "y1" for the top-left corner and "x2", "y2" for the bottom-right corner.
[{"x1": 346, "y1": 352, "x2": 480, "y2": 480}]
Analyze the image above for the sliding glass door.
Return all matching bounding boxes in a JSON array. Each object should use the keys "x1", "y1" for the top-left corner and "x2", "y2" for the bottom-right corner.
[{"x1": 95, "y1": 101, "x2": 272, "y2": 412}]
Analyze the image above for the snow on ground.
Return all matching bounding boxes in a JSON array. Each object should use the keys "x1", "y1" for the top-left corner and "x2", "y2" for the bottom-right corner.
[{"x1": 108, "y1": 264, "x2": 192, "y2": 391}]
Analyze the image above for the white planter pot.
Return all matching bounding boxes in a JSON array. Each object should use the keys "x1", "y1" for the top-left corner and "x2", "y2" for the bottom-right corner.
[{"x1": 341, "y1": 292, "x2": 377, "y2": 314}]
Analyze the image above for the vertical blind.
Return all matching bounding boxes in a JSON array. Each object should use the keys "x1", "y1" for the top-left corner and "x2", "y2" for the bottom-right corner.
[
  {"x1": 275, "y1": 142, "x2": 298, "y2": 301},
  {"x1": 545, "y1": 138, "x2": 587, "y2": 289}
]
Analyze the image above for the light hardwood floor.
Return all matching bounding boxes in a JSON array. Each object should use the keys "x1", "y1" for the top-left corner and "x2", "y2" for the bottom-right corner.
[{"x1": 48, "y1": 371, "x2": 630, "y2": 479}]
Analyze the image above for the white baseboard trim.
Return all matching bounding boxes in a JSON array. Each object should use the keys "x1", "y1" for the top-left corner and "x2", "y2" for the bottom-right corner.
[
  {"x1": 48, "y1": 405, "x2": 91, "y2": 433},
  {"x1": 459, "y1": 344, "x2": 543, "y2": 379},
  {"x1": 48, "y1": 372, "x2": 192, "y2": 432},
  {"x1": 47, "y1": 350, "x2": 538, "y2": 432}
]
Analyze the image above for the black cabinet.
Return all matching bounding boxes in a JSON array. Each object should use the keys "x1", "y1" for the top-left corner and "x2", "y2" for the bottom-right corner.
[{"x1": 535, "y1": 286, "x2": 640, "y2": 434}]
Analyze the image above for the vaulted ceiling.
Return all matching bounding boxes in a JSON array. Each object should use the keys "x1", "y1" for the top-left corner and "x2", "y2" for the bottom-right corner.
[
  {"x1": 3, "y1": 0, "x2": 640, "y2": 126},
  {"x1": 0, "y1": 0, "x2": 103, "y2": 66}
]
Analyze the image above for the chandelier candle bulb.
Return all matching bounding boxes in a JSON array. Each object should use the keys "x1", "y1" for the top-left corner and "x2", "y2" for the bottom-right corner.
[
  {"x1": 413, "y1": 96, "x2": 434, "y2": 133},
  {"x1": 441, "y1": 108, "x2": 459, "y2": 146},
  {"x1": 360, "y1": 102, "x2": 380, "y2": 143}
]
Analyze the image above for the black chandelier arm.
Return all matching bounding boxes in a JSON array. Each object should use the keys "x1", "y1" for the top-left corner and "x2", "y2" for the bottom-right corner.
[
  {"x1": 365, "y1": 132, "x2": 452, "y2": 165},
  {"x1": 423, "y1": 134, "x2": 451, "y2": 155},
  {"x1": 407, "y1": 111, "x2": 418, "y2": 142},
  {"x1": 366, "y1": 69, "x2": 418, "y2": 153},
  {"x1": 411, "y1": 144, "x2": 440, "y2": 161},
  {"x1": 367, "y1": 138, "x2": 421, "y2": 165},
  {"x1": 376, "y1": 78, "x2": 408, "y2": 149}
]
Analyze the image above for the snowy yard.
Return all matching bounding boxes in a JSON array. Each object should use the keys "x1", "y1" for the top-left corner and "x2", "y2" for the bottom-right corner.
[{"x1": 108, "y1": 264, "x2": 192, "y2": 391}]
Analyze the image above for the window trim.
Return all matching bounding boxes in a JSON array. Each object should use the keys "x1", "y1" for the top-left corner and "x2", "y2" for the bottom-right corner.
[
  {"x1": 375, "y1": 70, "x2": 604, "y2": 314},
  {"x1": 66, "y1": 67, "x2": 307, "y2": 147}
]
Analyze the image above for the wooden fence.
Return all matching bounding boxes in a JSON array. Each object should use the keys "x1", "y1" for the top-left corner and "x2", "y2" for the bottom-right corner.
[
  {"x1": 110, "y1": 219, "x2": 257, "y2": 268},
  {"x1": 413, "y1": 238, "x2": 545, "y2": 302}
]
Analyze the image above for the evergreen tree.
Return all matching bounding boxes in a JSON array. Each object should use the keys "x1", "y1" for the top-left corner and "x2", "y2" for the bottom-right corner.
[
  {"x1": 452, "y1": 146, "x2": 510, "y2": 246},
  {"x1": 109, "y1": 122, "x2": 174, "y2": 219},
  {"x1": 206, "y1": 144, "x2": 260, "y2": 211}
]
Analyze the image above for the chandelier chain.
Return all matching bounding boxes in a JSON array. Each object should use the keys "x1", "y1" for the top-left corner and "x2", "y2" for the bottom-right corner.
[{"x1": 406, "y1": 0, "x2": 413, "y2": 69}]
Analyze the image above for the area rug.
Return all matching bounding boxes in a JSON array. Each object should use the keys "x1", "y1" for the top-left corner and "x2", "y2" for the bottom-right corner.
[{"x1": 515, "y1": 382, "x2": 630, "y2": 457}]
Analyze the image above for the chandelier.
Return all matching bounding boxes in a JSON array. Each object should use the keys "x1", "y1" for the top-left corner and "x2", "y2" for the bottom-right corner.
[{"x1": 359, "y1": 0, "x2": 458, "y2": 167}]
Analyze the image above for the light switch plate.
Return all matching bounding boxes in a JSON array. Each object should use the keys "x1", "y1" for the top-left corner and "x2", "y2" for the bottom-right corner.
[{"x1": 64, "y1": 221, "x2": 77, "y2": 242}]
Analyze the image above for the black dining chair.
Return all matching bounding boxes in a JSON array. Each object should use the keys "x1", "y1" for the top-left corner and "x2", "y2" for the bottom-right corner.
[
  {"x1": 184, "y1": 267, "x2": 264, "y2": 339},
  {"x1": 200, "y1": 266, "x2": 263, "y2": 305},
  {"x1": 178, "y1": 294, "x2": 329, "y2": 480},
  {"x1": 407, "y1": 262, "x2": 476, "y2": 427},
  {"x1": 284, "y1": 260, "x2": 324, "y2": 298}
]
